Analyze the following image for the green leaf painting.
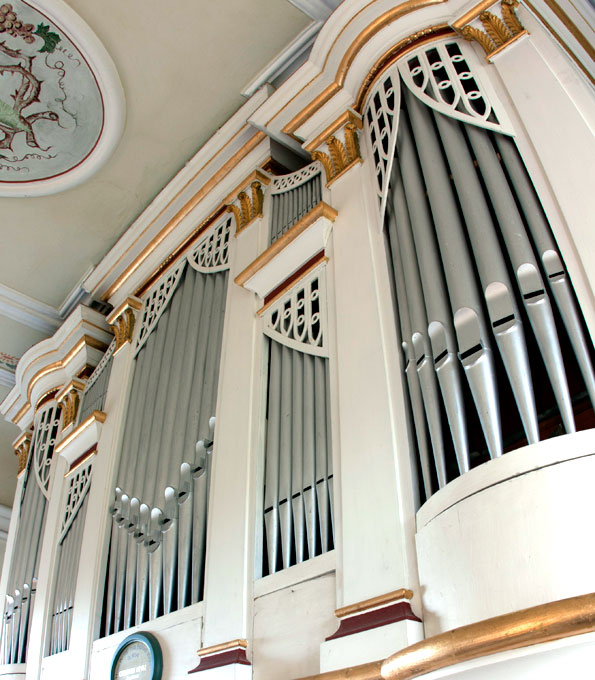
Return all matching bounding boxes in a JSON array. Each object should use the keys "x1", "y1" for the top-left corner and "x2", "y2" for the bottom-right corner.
[{"x1": 34, "y1": 23, "x2": 61, "y2": 53}]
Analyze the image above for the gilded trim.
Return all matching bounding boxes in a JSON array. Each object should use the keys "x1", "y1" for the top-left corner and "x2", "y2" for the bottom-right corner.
[
  {"x1": 234, "y1": 202, "x2": 338, "y2": 288},
  {"x1": 197, "y1": 639, "x2": 248, "y2": 657},
  {"x1": 13, "y1": 431, "x2": 32, "y2": 475},
  {"x1": 56, "y1": 378, "x2": 87, "y2": 429},
  {"x1": 541, "y1": 0, "x2": 595, "y2": 61},
  {"x1": 304, "y1": 111, "x2": 362, "y2": 155},
  {"x1": 280, "y1": 0, "x2": 448, "y2": 137},
  {"x1": 257, "y1": 256, "x2": 329, "y2": 316},
  {"x1": 55, "y1": 410, "x2": 106, "y2": 454},
  {"x1": 297, "y1": 592, "x2": 595, "y2": 680},
  {"x1": 107, "y1": 297, "x2": 142, "y2": 353},
  {"x1": 101, "y1": 131, "x2": 267, "y2": 302},
  {"x1": 335, "y1": 589, "x2": 414, "y2": 619}
]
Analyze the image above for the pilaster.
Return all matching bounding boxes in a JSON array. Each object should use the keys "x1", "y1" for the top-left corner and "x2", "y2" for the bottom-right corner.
[{"x1": 316, "y1": 118, "x2": 423, "y2": 670}]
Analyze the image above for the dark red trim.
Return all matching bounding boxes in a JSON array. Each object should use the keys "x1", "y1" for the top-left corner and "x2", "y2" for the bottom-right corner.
[
  {"x1": 188, "y1": 648, "x2": 251, "y2": 674},
  {"x1": 68, "y1": 445, "x2": 97, "y2": 472},
  {"x1": 326, "y1": 601, "x2": 421, "y2": 641},
  {"x1": 264, "y1": 250, "x2": 326, "y2": 307}
]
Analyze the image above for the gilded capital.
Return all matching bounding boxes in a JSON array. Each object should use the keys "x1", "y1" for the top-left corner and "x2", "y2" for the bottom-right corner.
[
  {"x1": 13, "y1": 431, "x2": 32, "y2": 475},
  {"x1": 454, "y1": 0, "x2": 527, "y2": 60},
  {"x1": 106, "y1": 297, "x2": 142, "y2": 353},
  {"x1": 56, "y1": 378, "x2": 86, "y2": 430},
  {"x1": 309, "y1": 110, "x2": 363, "y2": 186},
  {"x1": 226, "y1": 169, "x2": 270, "y2": 234}
]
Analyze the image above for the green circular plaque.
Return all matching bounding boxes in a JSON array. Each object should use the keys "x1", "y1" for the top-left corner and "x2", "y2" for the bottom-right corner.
[{"x1": 111, "y1": 632, "x2": 163, "y2": 680}]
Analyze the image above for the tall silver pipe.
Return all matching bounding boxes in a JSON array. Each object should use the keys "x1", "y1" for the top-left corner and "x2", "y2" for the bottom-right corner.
[
  {"x1": 467, "y1": 125, "x2": 575, "y2": 433},
  {"x1": 314, "y1": 355, "x2": 329, "y2": 552},
  {"x1": 291, "y1": 350, "x2": 305, "y2": 563},
  {"x1": 433, "y1": 111, "x2": 539, "y2": 444},
  {"x1": 404, "y1": 88, "x2": 502, "y2": 458},
  {"x1": 495, "y1": 134, "x2": 595, "y2": 409},
  {"x1": 279, "y1": 344, "x2": 293, "y2": 569},
  {"x1": 265, "y1": 340, "x2": 282, "y2": 574},
  {"x1": 302, "y1": 353, "x2": 317, "y2": 558}
]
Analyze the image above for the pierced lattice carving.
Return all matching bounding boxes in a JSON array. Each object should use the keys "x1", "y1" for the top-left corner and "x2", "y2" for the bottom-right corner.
[
  {"x1": 398, "y1": 40, "x2": 513, "y2": 134},
  {"x1": 271, "y1": 162, "x2": 322, "y2": 194},
  {"x1": 364, "y1": 71, "x2": 400, "y2": 214},
  {"x1": 32, "y1": 403, "x2": 61, "y2": 497},
  {"x1": 135, "y1": 259, "x2": 187, "y2": 356},
  {"x1": 187, "y1": 216, "x2": 232, "y2": 273},
  {"x1": 263, "y1": 267, "x2": 328, "y2": 357},
  {"x1": 84, "y1": 339, "x2": 116, "y2": 393},
  {"x1": 59, "y1": 459, "x2": 93, "y2": 543}
]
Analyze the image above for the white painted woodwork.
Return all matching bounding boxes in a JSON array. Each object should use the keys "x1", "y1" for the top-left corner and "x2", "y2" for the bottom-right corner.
[
  {"x1": 416, "y1": 431, "x2": 595, "y2": 636},
  {"x1": 0, "y1": 286, "x2": 61, "y2": 335},
  {"x1": 252, "y1": 571, "x2": 337, "y2": 679},
  {"x1": 199, "y1": 200, "x2": 264, "y2": 649}
]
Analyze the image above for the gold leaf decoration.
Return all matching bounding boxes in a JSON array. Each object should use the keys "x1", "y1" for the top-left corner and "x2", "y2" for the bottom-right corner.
[
  {"x1": 501, "y1": 0, "x2": 524, "y2": 35},
  {"x1": 480, "y1": 11, "x2": 512, "y2": 46},
  {"x1": 312, "y1": 150, "x2": 335, "y2": 183},
  {"x1": 344, "y1": 123, "x2": 361, "y2": 164},
  {"x1": 251, "y1": 181, "x2": 264, "y2": 219},
  {"x1": 327, "y1": 136, "x2": 348, "y2": 174},
  {"x1": 459, "y1": 0, "x2": 526, "y2": 57}
]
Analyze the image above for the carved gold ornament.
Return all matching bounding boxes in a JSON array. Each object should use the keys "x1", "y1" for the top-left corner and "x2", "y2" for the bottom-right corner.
[
  {"x1": 226, "y1": 170, "x2": 271, "y2": 234},
  {"x1": 56, "y1": 378, "x2": 86, "y2": 429},
  {"x1": 456, "y1": 0, "x2": 528, "y2": 59},
  {"x1": 106, "y1": 297, "x2": 142, "y2": 353},
  {"x1": 311, "y1": 113, "x2": 362, "y2": 186},
  {"x1": 13, "y1": 431, "x2": 32, "y2": 475}
]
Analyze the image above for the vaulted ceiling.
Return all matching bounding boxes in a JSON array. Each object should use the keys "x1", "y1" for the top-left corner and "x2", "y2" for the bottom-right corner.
[{"x1": 0, "y1": 0, "x2": 339, "y2": 508}]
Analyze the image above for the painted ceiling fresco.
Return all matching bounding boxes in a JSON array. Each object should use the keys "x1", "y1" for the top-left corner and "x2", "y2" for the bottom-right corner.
[{"x1": 0, "y1": 0, "x2": 103, "y2": 184}]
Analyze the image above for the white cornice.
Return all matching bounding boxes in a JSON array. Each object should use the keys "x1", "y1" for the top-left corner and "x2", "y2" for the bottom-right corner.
[
  {"x1": 0, "y1": 284, "x2": 61, "y2": 334},
  {"x1": 0, "y1": 305, "x2": 113, "y2": 428}
]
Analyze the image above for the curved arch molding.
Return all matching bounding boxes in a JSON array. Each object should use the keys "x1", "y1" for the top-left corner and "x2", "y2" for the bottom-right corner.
[{"x1": 0, "y1": 0, "x2": 124, "y2": 196}]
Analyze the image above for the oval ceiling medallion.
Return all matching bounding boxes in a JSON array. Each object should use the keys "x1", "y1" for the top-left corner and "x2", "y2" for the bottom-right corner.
[{"x1": 0, "y1": 0, "x2": 124, "y2": 196}]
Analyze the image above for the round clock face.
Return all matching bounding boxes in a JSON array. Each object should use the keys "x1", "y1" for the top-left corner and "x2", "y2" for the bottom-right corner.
[
  {"x1": 111, "y1": 633, "x2": 162, "y2": 680},
  {"x1": 114, "y1": 640, "x2": 152, "y2": 679}
]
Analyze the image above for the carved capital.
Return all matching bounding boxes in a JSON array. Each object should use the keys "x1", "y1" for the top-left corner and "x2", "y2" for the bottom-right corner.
[
  {"x1": 454, "y1": 0, "x2": 528, "y2": 60},
  {"x1": 309, "y1": 111, "x2": 363, "y2": 186},
  {"x1": 106, "y1": 297, "x2": 142, "y2": 353},
  {"x1": 56, "y1": 378, "x2": 86, "y2": 430},
  {"x1": 13, "y1": 431, "x2": 32, "y2": 475},
  {"x1": 225, "y1": 169, "x2": 270, "y2": 234}
]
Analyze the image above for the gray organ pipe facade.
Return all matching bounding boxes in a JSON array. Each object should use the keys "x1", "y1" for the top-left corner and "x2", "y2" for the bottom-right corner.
[
  {"x1": 372, "y1": 40, "x2": 595, "y2": 499},
  {"x1": 77, "y1": 341, "x2": 115, "y2": 425},
  {"x1": 101, "y1": 219, "x2": 230, "y2": 636},
  {"x1": 1, "y1": 403, "x2": 61, "y2": 664},
  {"x1": 261, "y1": 267, "x2": 334, "y2": 576}
]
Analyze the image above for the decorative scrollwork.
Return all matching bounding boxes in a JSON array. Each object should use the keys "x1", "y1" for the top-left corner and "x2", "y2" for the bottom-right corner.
[
  {"x1": 271, "y1": 162, "x2": 322, "y2": 194},
  {"x1": 134, "y1": 260, "x2": 187, "y2": 356},
  {"x1": 59, "y1": 458, "x2": 93, "y2": 543},
  {"x1": 32, "y1": 402, "x2": 61, "y2": 497},
  {"x1": 84, "y1": 338, "x2": 116, "y2": 393},
  {"x1": 188, "y1": 216, "x2": 232, "y2": 272},
  {"x1": 263, "y1": 266, "x2": 328, "y2": 357},
  {"x1": 398, "y1": 40, "x2": 513, "y2": 134}
]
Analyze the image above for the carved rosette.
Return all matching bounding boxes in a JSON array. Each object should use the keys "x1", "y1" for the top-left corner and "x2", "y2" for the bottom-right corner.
[
  {"x1": 56, "y1": 378, "x2": 86, "y2": 430},
  {"x1": 13, "y1": 431, "x2": 32, "y2": 475},
  {"x1": 226, "y1": 170, "x2": 270, "y2": 234},
  {"x1": 455, "y1": 0, "x2": 528, "y2": 60},
  {"x1": 106, "y1": 297, "x2": 142, "y2": 354},
  {"x1": 310, "y1": 111, "x2": 363, "y2": 186}
]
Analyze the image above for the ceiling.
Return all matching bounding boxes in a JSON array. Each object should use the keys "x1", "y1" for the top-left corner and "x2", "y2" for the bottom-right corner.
[{"x1": 0, "y1": 0, "x2": 340, "y2": 508}]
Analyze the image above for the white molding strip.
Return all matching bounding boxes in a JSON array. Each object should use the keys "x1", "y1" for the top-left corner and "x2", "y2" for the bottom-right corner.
[
  {"x1": 0, "y1": 504, "x2": 10, "y2": 540},
  {"x1": 289, "y1": 0, "x2": 341, "y2": 22},
  {"x1": 0, "y1": 283, "x2": 61, "y2": 334}
]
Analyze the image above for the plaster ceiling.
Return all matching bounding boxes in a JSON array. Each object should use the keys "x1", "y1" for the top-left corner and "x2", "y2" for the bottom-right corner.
[{"x1": 0, "y1": 0, "x2": 327, "y2": 509}]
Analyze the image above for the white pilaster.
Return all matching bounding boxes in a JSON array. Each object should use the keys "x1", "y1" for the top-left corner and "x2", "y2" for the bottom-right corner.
[
  {"x1": 196, "y1": 216, "x2": 266, "y2": 677},
  {"x1": 321, "y1": 156, "x2": 423, "y2": 669}
]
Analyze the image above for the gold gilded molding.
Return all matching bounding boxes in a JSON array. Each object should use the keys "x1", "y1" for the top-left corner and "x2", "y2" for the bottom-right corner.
[
  {"x1": 13, "y1": 431, "x2": 32, "y2": 475},
  {"x1": 197, "y1": 639, "x2": 248, "y2": 657},
  {"x1": 455, "y1": 0, "x2": 528, "y2": 59},
  {"x1": 335, "y1": 589, "x2": 414, "y2": 620},
  {"x1": 226, "y1": 170, "x2": 270, "y2": 234},
  {"x1": 297, "y1": 592, "x2": 595, "y2": 680},
  {"x1": 56, "y1": 378, "x2": 86, "y2": 430},
  {"x1": 235, "y1": 202, "x2": 338, "y2": 288},
  {"x1": 106, "y1": 297, "x2": 142, "y2": 353},
  {"x1": 312, "y1": 114, "x2": 363, "y2": 186},
  {"x1": 55, "y1": 410, "x2": 106, "y2": 454},
  {"x1": 278, "y1": 0, "x2": 447, "y2": 137},
  {"x1": 101, "y1": 132, "x2": 267, "y2": 302},
  {"x1": 257, "y1": 256, "x2": 329, "y2": 317}
]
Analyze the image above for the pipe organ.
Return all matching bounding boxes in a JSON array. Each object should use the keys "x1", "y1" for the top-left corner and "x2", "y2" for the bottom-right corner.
[{"x1": 1, "y1": 4, "x2": 594, "y2": 678}]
